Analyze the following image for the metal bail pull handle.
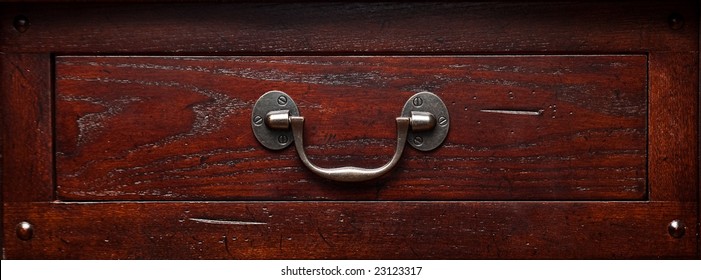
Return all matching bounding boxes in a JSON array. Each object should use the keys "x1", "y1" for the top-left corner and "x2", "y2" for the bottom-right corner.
[
  {"x1": 251, "y1": 91, "x2": 449, "y2": 182},
  {"x1": 290, "y1": 116, "x2": 410, "y2": 182}
]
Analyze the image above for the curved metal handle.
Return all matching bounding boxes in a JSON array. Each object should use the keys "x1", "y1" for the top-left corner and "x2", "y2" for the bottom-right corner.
[
  {"x1": 289, "y1": 116, "x2": 410, "y2": 182},
  {"x1": 251, "y1": 90, "x2": 449, "y2": 182}
]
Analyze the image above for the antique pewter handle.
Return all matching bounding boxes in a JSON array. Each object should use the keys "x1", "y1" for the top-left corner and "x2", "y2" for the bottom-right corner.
[{"x1": 251, "y1": 91, "x2": 449, "y2": 182}]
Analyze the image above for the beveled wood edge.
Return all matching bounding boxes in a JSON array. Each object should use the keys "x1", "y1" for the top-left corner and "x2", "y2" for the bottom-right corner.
[
  {"x1": 697, "y1": 5, "x2": 701, "y2": 259},
  {"x1": 1, "y1": 53, "x2": 3, "y2": 259}
]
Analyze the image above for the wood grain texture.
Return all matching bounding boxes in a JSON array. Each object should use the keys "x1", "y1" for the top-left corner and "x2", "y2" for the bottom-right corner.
[
  {"x1": 649, "y1": 52, "x2": 699, "y2": 202},
  {"x1": 3, "y1": 201, "x2": 697, "y2": 259},
  {"x1": 0, "y1": 1, "x2": 697, "y2": 54},
  {"x1": 54, "y1": 55, "x2": 648, "y2": 201},
  {"x1": 0, "y1": 54, "x2": 54, "y2": 202},
  {"x1": 0, "y1": 0, "x2": 698, "y2": 260}
]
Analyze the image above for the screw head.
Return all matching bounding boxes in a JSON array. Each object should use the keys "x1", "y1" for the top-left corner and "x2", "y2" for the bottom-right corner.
[
  {"x1": 277, "y1": 135, "x2": 289, "y2": 145},
  {"x1": 16, "y1": 221, "x2": 34, "y2": 241},
  {"x1": 13, "y1": 15, "x2": 30, "y2": 33},
  {"x1": 668, "y1": 219, "x2": 685, "y2": 238},
  {"x1": 413, "y1": 136, "x2": 424, "y2": 146},
  {"x1": 668, "y1": 13, "x2": 684, "y2": 30},
  {"x1": 412, "y1": 96, "x2": 423, "y2": 107},
  {"x1": 438, "y1": 116, "x2": 448, "y2": 127},
  {"x1": 253, "y1": 115, "x2": 263, "y2": 126},
  {"x1": 277, "y1": 95, "x2": 288, "y2": 106}
]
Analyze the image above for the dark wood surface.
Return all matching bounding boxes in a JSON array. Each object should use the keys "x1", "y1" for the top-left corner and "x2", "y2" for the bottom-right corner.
[
  {"x1": 0, "y1": 2, "x2": 697, "y2": 54},
  {"x1": 0, "y1": 54, "x2": 54, "y2": 202},
  {"x1": 0, "y1": 1, "x2": 699, "y2": 259},
  {"x1": 55, "y1": 55, "x2": 648, "y2": 201},
  {"x1": 3, "y1": 201, "x2": 697, "y2": 259},
  {"x1": 648, "y1": 52, "x2": 699, "y2": 202}
]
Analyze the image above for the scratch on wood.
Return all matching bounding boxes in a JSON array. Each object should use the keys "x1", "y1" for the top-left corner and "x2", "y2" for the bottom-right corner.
[
  {"x1": 317, "y1": 227, "x2": 334, "y2": 248},
  {"x1": 223, "y1": 233, "x2": 234, "y2": 259},
  {"x1": 480, "y1": 109, "x2": 544, "y2": 116},
  {"x1": 189, "y1": 218, "x2": 266, "y2": 225},
  {"x1": 410, "y1": 246, "x2": 420, "y2": 258}
]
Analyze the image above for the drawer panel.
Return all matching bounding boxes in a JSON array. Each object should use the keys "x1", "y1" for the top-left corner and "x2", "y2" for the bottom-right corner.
[
  {"x1": 55, "y1": 55, "x2": 647, "y2": 201},
  {"x1": 1, "y1": 2, "x2": 697, "y2": 53},
  {"x1": 3, "y1": 201, "x2": 696, "y2": 259}
]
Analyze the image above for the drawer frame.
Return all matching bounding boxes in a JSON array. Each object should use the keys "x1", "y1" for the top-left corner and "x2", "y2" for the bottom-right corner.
[{"x1": 0, "y1": 1, "x2": 699, "y2": 259}]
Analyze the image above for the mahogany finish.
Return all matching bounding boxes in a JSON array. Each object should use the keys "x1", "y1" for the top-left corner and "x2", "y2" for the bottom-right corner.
[
  {"x1": 648, "y1": 52, "x2": 699, "y2": 202},
  {"x1": 0, "y1": 1, "x2": 699, "y2": 259},
  {"x1": 0, "y1": 54, "x2": 54, "y2": 202},
  {"x1": 0, "y1": 2, "x2": 697, "y2": 54},
  {"x1": 55, "y1": 55, "x2": 647, "y2": 201},
  {"x1": 3, "y1": 201, "x2": 697, "y2": 259}
]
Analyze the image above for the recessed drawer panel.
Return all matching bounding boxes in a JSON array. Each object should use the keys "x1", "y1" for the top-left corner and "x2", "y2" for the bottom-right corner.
[{"x1": 55, "y1": 55, "x2": 647, "y2": 201}]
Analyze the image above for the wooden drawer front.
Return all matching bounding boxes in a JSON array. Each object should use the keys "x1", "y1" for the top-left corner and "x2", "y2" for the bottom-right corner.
[
  {"x1": 2, "y1": 1, "x2": 697, "y2": 260},
  {"x1": 55, "y1": 55, "x2": 647, "y2": 201}
]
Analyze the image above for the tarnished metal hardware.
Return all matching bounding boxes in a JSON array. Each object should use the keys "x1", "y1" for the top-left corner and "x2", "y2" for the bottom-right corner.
[
  {"x1": 265, "y1": 110, "x2": 292, "y2": 130},
  {"x1": 251, "y1": 90, "x2": 449, "y2": 182},
  {"x1": 290, "y1": 116, "x2": 410, "y2": 182},
  {"x1": 16, "y1": 221, "x2": 34, "y2": 241},
  {"x1": 401, "y1": 91, "x2": 449, "y2": 151},
  {"x1": 251, "y1": 91, "x2": 299, "y2": 150},
  {"x1": 409, "y1": 111, "x2": 436, "y2": 132},
  {"x1": 668, "y1": 12, "x2": 684, "y2": 30},
  {"x1": 13, "y1": 15, "x2": 30, "y2": 33},
  {"x1": 667, "y1": 219, "x2": 686, "y2": 238}
]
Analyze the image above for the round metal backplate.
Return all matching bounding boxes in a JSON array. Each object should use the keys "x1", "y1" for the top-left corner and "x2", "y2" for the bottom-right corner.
[
  {"x1": 251, "y1": 90, "x2": 299, "y2": 150},
  {"x1": 401, "y1": 91, "x2": 449, "y2": 151}
]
